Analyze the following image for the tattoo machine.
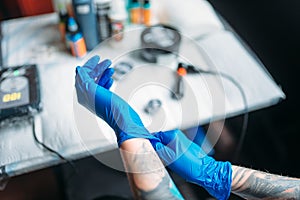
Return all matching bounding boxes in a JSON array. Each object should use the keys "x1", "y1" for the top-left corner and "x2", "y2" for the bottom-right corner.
[{"x1": 172, "y1": 63, "x2": 187, "y2": 100}]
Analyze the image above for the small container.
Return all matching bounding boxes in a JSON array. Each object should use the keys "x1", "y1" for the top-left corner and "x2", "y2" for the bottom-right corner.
[
  {"x1": 130, "y1": 0, "x2": 141, "y2": 24},
  {"x1": 109, "y1": 0, "x2": 128, "y2": 41},
  {"x1": 70, "y1": 32, "x2": 87, "y2": 58},
  {"x1": 95, "y1": 0, "x2": 112, "y2": 42},
  {"x1": 142, "y1": 0, "x2": 151, "y2": 26},
  {"x1": 66, "y1": 17, "x2": 87, "y2": 57}
]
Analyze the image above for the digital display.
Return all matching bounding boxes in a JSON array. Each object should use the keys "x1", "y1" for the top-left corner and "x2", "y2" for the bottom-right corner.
[
  {"x1": 2, "y1": 92, "x2": 22, "y2": 103},
  {"x1": 0, "y1": 64, "x2": 41, "y2": 120}
]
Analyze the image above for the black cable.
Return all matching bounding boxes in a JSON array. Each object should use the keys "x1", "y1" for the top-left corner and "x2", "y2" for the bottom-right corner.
[
  {"x1": 199, "y1": 69, "x2": 248, "y2": 162},
  {"x1": 30, "y1": 116, "x2": 78, "y2": 173},
  {"x1": 30, "y1": 115, "x2": 81, "y2": 198},
  {"x1": 190, "y1": 38, "x2": 251, "y2": 162},
  {"x1": 185, "y1": 64, "x2": 248, "y2": 162}
]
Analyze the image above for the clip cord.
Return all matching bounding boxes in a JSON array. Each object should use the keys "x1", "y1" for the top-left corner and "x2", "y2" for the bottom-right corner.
[
  {"x1": 183, "y1": 63, "x2": 248, "y2": 162},
  {"x1": 30, "y1": 116, "x2": 78, "y2": 173}
]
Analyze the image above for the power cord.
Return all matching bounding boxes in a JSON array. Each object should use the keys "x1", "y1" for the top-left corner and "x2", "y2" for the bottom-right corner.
[
  {"x1": 30, "y1": 115, "x2": 81, "y2": 196},
  {"x1": 30, "y1": 116, "x2": 78, "y2": 174},
  {"x1": 183, "y1": 63, "x2": 249, "y2": 162}
]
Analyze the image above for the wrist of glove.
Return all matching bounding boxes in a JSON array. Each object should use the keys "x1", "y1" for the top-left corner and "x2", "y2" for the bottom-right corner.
[
  {"x1": 93, "y1": 85, "x2": 157, "y2": 146},
  {"x1": 151, "y1": 129, "x2": 232, "y2": 200},
  {"x1": 187, "y1": 158, "x2": 232, "y2": 200}
]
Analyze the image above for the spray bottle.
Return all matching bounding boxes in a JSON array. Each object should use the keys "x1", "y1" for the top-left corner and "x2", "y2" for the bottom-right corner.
[{"x1": 72, "y1": 0, "x2": 99, "y2": 50}]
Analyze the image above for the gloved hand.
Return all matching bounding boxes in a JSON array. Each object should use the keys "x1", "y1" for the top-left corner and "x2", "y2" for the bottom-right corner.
[
  {"x1": 75, "y1": 55, "x2": 159, "y2": 146},
  {"x1": 152, "y1": 129, "x2": 232, "y2": 200}
]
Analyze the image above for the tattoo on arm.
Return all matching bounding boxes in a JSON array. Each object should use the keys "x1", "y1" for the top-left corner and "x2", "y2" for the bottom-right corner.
[
  {"x1": 120, "y1": 139, "x2": 183, "y2": 200},
  {"x1": 231, "y1": 165, "x2": 300, "y2": 199},
  {"x1": 137, "y1": 175, "x2": 180, "y2": 200}
]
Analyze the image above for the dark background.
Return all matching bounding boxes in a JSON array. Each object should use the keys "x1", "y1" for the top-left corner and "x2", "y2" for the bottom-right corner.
[
  {"x1": 0, "y1": 0, "x2": 54, "y2": 19},
  {"x1": 207, "y1": 0, "x2": 300, "y2": 177}
]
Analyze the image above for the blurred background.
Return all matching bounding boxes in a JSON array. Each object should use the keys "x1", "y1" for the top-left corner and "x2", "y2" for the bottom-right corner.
[
  {"x1": 207, "y1": 0, "x2": 300, "y2": 178},
  {"x1": 0, "y1": 0, "x2": 54, "y2": 19},
  {"x1": 0, "y1": 0, "x2": 299, "y2": 199}
]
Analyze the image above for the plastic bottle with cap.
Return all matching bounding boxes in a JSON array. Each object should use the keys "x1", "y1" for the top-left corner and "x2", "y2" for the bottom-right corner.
[
  {"x1": 72, "y1": 0, "x2": 99, "y2": 51},
  {"x1": 142, "y1": 0, "x2": 151, "y2": 26},
  {"x1": 109, "y1": 0, "x2": 128, "y2": 41},
  {"x1": 130, "y1": 0, "x2": 141, "y2": 24},
  {"x1": 66, "y1": 17, "x2": 87, "y2": 57},
  {"x1": 95, "y1": 0, "x2": 112, "y2": 42}
]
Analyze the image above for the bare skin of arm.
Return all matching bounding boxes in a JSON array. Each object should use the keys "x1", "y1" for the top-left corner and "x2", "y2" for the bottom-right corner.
[
  {"x1": 120, "y1": 138, "x2": 183, "y2": 200},
  {"x1": 231, "y1": 165, "x2": 300, "y2": 199}
]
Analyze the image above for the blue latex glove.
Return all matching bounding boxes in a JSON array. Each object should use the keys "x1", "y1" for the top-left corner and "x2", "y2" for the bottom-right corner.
[
  {"x1": 75, "y1": 55, "x2": 159, "y2": 146},
  {"x1": 152, "y1": 129, "x2": 232, "y2": 200}
]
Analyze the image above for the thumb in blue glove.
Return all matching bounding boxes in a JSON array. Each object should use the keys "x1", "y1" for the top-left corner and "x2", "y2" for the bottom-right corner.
[
  {"x1": 75, "y1": 55, "x2": 159, "y2": 146},
  {"x1": 151, "y1": 129, "x2": 232, "y2": 200}
]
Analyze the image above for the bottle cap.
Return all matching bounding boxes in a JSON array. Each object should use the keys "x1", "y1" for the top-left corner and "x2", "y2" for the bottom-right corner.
[
  {"x1": 143, "y1": 0, "x2": 150, "y2": 8},
  {"x1": 94, "y1": 0, "x2": 111, "y2": 5},
  {"x1": 130, "y1": 0, "x2": 140, "y2": 7},
  {"x1": 68, "y1": 17, "x2": 79, "y2": 33},
  {"x1": 109, "y1": 0, "x2": 128, "y2": 21}
]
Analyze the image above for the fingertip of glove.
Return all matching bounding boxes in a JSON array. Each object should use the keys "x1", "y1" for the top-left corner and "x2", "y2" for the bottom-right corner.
[
  {"x1": 105, "y1": 67, "x2": 115, "y2": 76},
  {"x1": 90, "y1": 55, "x2": 100, "y2": 61},
  {"x1": 154, "y1": 142, "x2": 164, "y2": 151},
  {"x1": 104, "y1": 78, "x2": 114, "y2": 89},
  {"x1": 153, "y1": 131, "x2": 163, "y2": 141},
  {"x1": 109, "y1": 67, "x2": 115, "y2": 74},
  {"x1": 75, "y1": 66, "x2": 81, "y2": 74},
  {"x1": 102, "y1": 59, "x2": 112, "y2": 66}
]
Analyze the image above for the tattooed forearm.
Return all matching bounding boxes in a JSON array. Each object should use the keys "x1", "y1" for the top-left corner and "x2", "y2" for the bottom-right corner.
[
  {"x1": 231, "y1": 165, "x2": 300, "y2": 199},
  {"x1": 120, "y1": 138, "x2": 183, "y2": 200},
  {"x1": 129, "y1": 141, "x2": 165, "y2": 191},
  {"x1": 137, "y1": 175, "x2": 181, "y2": 200}
]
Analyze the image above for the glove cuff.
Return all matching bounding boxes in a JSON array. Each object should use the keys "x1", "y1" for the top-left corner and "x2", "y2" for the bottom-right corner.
[
  {"x1": 117, "y1": 130, "x2": 160, "y2": 147},
  {"x1": 207, "y1": 160, "x2": 232, "y2": 200},
  {"x1": 190, "y1": 160, "x2": 232, "y2": 200}
]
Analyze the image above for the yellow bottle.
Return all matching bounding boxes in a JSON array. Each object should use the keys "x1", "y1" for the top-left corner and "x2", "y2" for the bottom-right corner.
[
  {"x1": 130, "y1": 0, "x2": 142, "y2": 24},
  {"x1": 142, "y1": 0, "x2": 151, "y2": 26}
]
